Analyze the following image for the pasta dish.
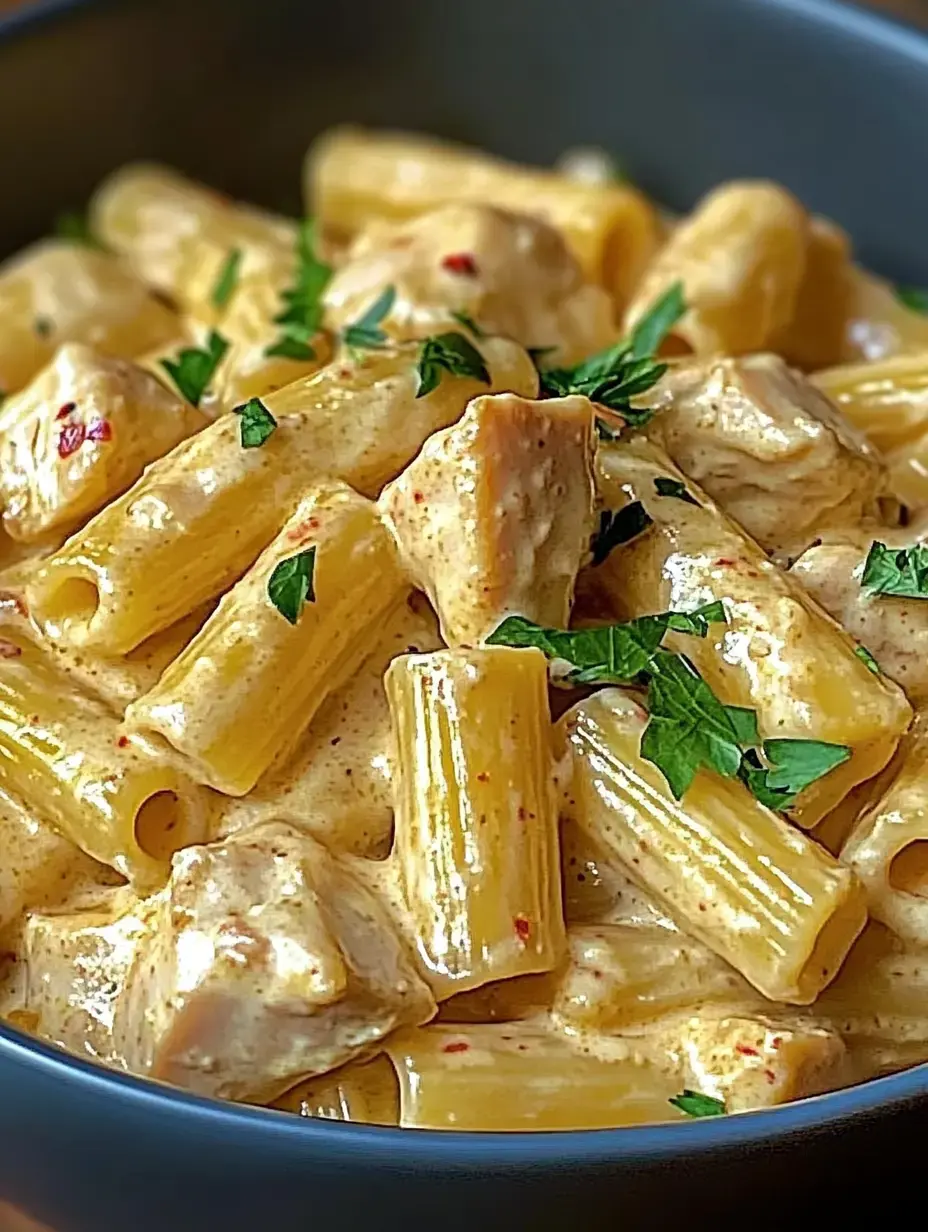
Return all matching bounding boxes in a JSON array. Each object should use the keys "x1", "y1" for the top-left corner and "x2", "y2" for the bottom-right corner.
[{"x1": 2, "y1": 128, "x2": 928, "y2": 1130}]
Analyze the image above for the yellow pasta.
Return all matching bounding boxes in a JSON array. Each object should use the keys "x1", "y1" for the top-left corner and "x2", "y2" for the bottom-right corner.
[
  {"x1": 773, "y1": 216, "x2": 855, "y2": 371},
  {"x1": 560, "y1": 688, "x2": 867, "y2": 1003},
  {"x1": 0, "y1": 240, "x2": 179, "y2": 395},
  {"x1": 0, "y1": 629, "x2": 209, "y2": 887},
  {"x1": 623, "y1": 181, "x2": 808, "y2": 355},
  {"x1": 385, "y1": 1024, "x2": 681, "y2": 1130},
  {"x1": 307, "y1": 127, "x2": 661, "y2": 307},
  {"x1": 126, "y1": 481, "x2": 408, "y2": 796},
  {"x1": 840, "y1": 268, "x2": 928, "y2": 364},
  {"x1": 593, "y1": 438, "x2": 912, "y2": 826},
  {"x1": 0, "y1": 343, "x2": 205, "y2": 544},
  {"x1": 814, "y1": 352, "x2": 928, "y2": 455},
  {"x1": 386, "y1": 647, "x2": 565, "y2": 999},
  {"x1": 379, "y1": 392, "x2": 595, "y2": 645},
  {"x1": 272, "y1": 1056, "x2": 400, "y2": 1125}
]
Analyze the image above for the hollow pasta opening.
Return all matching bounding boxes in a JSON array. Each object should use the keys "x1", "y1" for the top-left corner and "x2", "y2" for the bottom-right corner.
[
  {"x1": 134, "y1": 790, "x2": 186, "y2": 863},
  {"x1": 796, "y1": 893, "x2": 867, "y2": 1004},
  {"x1": 36, "y1": 575, "x2": 100, "y2": 631},
  {"x1": 890, "y1": 841, "x2": 928, "y2": 897}
]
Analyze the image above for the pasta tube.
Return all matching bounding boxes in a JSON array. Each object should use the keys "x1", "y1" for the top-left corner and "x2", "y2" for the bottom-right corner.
[
  {"x1": 840, "y1": 268, "x2": 928, "y2": 364},
  {"x1": 560, "y1": 688, "x2": 867, "y2": 1003},
  {"x1": 0, "y1": 344, "x2": 206, "y2": 543},
  {"x1": 217, "y1": 594, "x2": 442, "y2": 858},
  {"x1": 593, "y1": 439, "x2": 912, "y2": 826},
  {"x1": 307, "y1": 127, "x2": 661, "y2": 307},
  {"x1": 551, "y1": 924, "x2": 754, "y2": 1033},
  {"x1": 90, "y1": 163, "x2": 296, "y2": 317},
  {"x1": 647, "y1": 353, "x2": 882, "y2": 557},
  {"x1": 379, "y1": 393, "x2": 595, "y2": 645},
  {"x1": 773, "y1": 216, "x2": 855, "y2": 371},
  {"x1": 322, "y1": 203, "x2": 615, "y2": 365},
  {"x1": 271, "y1": 1056, "x2": 400, "y2": 1124},
  {"x1": 126, "y1": 481, "x2": 408, "y2": 796},
  {"x1": 842, "y1": 718, "x2": 928, "y2": 947},
  {"x1": 623, "y1": 181, "x2": 808, "y2": 355},
  {"x1": 0, "y1": 240, "x2": 179, "y2": 396},
  {"x1": 0, "y1": 630, "x2": 209, "y2": 887},
  {"x1": 386, "y1": 1024, "x2": 681, "y2": 1130},
  {"x1": 112, "y1": 823, "x2": 436, "y2": 1103},
  {"x1": 559, "y1": 816, "x2": 676, "y2": 930},
  {"x1": 386, "y1": 647, "x2": 565, "y2": 999}
]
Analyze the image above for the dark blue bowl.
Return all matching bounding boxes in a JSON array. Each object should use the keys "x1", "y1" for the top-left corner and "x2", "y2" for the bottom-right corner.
[{"x1": 2, "y1": 1, "x2": 928, "y2": 1228}]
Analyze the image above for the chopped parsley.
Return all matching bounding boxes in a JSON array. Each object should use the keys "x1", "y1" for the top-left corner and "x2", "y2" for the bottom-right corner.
[
  {"x1": 855, "y1": 645, "x2": 880, "y2": 674},
  {"x1": 861, "y1": 541, "x2": 928, "y2": 599},
  {"x1": 654, "y1": 476, "x2": 698, "y2": 506},
  {"x1": 265, "y1": 218, "x2": 331, "y2": 361},
  {"x1": 738, "y1": 740, "x2": 852, "y2": 812},
  {"x1": 342, "y1": 285, "x2": 396, "y2": 352},
  {"x1": 211, "y1": 248, "x2": 242, "y2": 310},
  {"x1": 416, "y1": 331, "x2": 491, "y2": 398},
  {"x1": 538, "y1": 282, "x2": 685, "y2": 429},
  {"x1": 233, "y1": 397, "x2": 277, "y2": 448},
  {"x1": 55, "y1": 211, "x2": 103, "y2": 249},
  {"x1": 669, "y1": 1090, "x2": 727, "y2": 1118},
  {"x1": 160, "y1": 331, "x2": 229, "y2": 407},
  {"x1": 267, "y1": 547, "x2": 316, "y2": 625},
  {"x1": 449, "y1": 310, "x2": 486, "y2": 338},
  {"x1": 591, "y1": 502, "x2": 653, "y2": 565},
  {"x1": 896, "y1": 285, "x2": 928, "y2": 315}
]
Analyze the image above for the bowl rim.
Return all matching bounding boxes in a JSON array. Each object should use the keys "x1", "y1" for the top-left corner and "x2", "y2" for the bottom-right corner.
[{"x1": 3, "y1": 0, "x2": 928, "y2": 1165}]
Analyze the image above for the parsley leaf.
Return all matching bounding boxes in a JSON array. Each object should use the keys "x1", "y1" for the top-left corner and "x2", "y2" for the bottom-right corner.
[
  {"x1": 486, "y1": 602, "x2": 726, "y2": 687},
  {"x1": 539, "y1": 281, "x2": 685, "y2": 428},
  {"x1": 449, "y1": 310, "x2": 486, "y2": 338},
  {"x1": 861, "y1": 541, "x2": 928, "y2": 598},
  {"x1": 669, "y1": 1090, "x2": 726, "y2": 1118},
  {"x1": 211, "y1": 248, "x2": 242, "y2": 310},
  {"x1": 55, "y1": 211, "x2": 103, "y2": 249},
  {"x1": 233, "y1": 397, "x2": 277, "y2": 448},
  {"x1": 267, "y1": 547, "x2": 316, "y2": 625},
  {"x1": 160, "y1": 331, "x2": 229, "y2": 407},
  {"x1": 654, "y1": 476, "x2": 698, "y2": 506},
  {"x1": 591, "y1": 502, "x2": 653, "y2": 565},
  {"x1": 896, "y1": 285, "x2": 928, "y2": 315},
  {"x1": 342, "y1": 285, "x2": 396, "y2": 352},
  {"x1": 738, "y1": 739, "x2": 851, "y2": 811},
  {"x1": 265, "y1": 218, "x2": 331, "y2": 361},
  {"x1": 416, "y1": 331, "x2": 491, "y2": 398},
  {"x1": 855, "y1": 645, "x2": 880, "y2": 674}
]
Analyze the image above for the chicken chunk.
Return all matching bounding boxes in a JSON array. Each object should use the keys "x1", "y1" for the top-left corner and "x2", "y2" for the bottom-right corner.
[
  {"x1": 112, "y1": 823, "x2": 435, "y2": 1102},
  {"x1": 322, "y1": 204, "x2": 615, "y2": 365},
  {"x1": 379, "y1": 393, "x2": 595, "y2": 646},
  {"x1": 790, "y1": 526, "x2": 928, "y2": 704},
  {"x1": 647, "y1": 353, "x2": 883, "y2": 557},
  {"x1": 0, "y1": 343, "x2": 205, "y2": 543}
]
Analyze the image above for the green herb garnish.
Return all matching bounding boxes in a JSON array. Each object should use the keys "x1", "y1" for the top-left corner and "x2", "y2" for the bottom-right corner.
[
  {"x1": 855, "y1": 645, "x2": 880, "y2": 674},
  {"x1": 267, "y1": 547, "x2": 316, "y2": 625},
  {"x1": 591, "y1": 502, "x2": 653, "y2": 565},
  {"x1": 265, "y1": 218, "x2": 332, "y2": 361},
  {"x1": 669, "y1": 1090, "x2": 727, "y2": 1119},
  {"x1": 896, "y1": 286, "x2": 928, "y2": 315},
  {"x1": 654, "y1": 476, "x2": 698, "y2": 506},
  {"x1": 234, "y1": 397, "x2": 277, "y2": 448},
  {"x1": 539, "y1": 282, "x2": 685, "y2": 429},
  {"x1": 211, "y1": 248, "x2": 243, "y2": 311},
  {"x1": 449, "y1": 310, "x2": 486, "y2": 338},
  {"x1": 55, "y1": 211, "x2": 103, "y2": 249},
  {"x1": 738, "y1": 740, "x2": 852, "y2": 812},
  {"x1": 160, "y1": 331, "x2": 229, "y2": 407},
  {"x1": 416, "y1": 331, "x2": 491, "y2": 398},
  {"x1": 342, "y1": 285, "x2": 396, "y2": 352},
  {"x1": 862, "y1": 541, "x2": 928, "y2": 599},
  {"x1": 34, "y1": 316, "x2": 53, "y2": 339}
]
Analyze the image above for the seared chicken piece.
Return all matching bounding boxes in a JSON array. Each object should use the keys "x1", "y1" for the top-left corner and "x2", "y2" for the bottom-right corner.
[
  {"x1": 379, "y1": 393, "x2": 595, "y2": 646},
  {"x1": 322, "y1": 204, "x2": 615, "y2": 366},
  {"x1": 112, "y1": 822, "x2": 435, "y2": 1102},
  {"x1": 0, "y1": 343, "x2": 205, "y2": 544},
  {"x1": 790, "y1": 525, "x2": 928, "y2": 704},
  {"x1": 647, "y1": 353, "x2": 883, "y2": 557}
]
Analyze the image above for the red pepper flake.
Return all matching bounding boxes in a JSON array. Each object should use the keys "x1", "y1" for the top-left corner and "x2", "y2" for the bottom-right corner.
[
  {"x1": 698, "y1": 902, "x2": 707, "y2": 912},
  {"x1": 442, "y1": 1041, "x2": 470, "y2": 1054},
  {"x1": 117, "y1": 735, "x2": 130, "y2": 748},
  {"x1": 764, "y1": 1069, "x2": 776, "y2": 1084},
  {"x1": 714, "y1": 558, "x2": 736, "y2": 567},
  {"x1": 286, "y1": 516, "x2": 320, "y2": 543},
  {"x1": 413, "y1": 491, "x2": 425, "y2": 505},
  {"x1": 514, "y1": 915, "x2": 531, "y2": 944},
  {"x1": 0, "y1": 639, "x2": 21, "y2": 659},
  {"x1": 86, "y1": 418, "x2": 112, "y2": 443},
  {"x1": 57, "y1": 422, "x2": 86, "y2": 458},
  {"x1": 770, "y1": 1036, "x2": 782, "y2": 1050},
  {"x1": 476, "y1": 771, "x2": 489, "y2": 783},
  {"x1": 441, "y1": 252, "x2": 478, "y2": 276},
  {"x1": 56, "y1": 401, "x2": 77, "y2": 420},
  {"x1": 517, "y1": 806, "x2": 527, "y2": 821},
  {"x1": 735, "y1": 1043, "x2": 760, "y2": 1057}
]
